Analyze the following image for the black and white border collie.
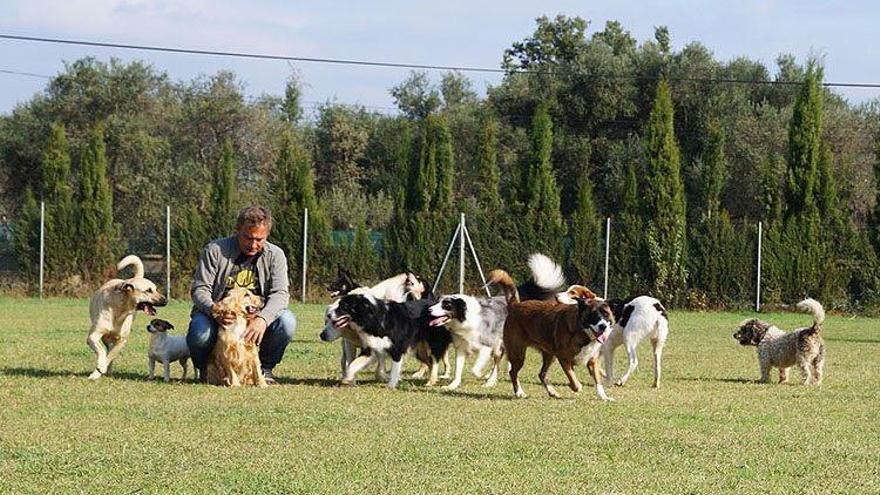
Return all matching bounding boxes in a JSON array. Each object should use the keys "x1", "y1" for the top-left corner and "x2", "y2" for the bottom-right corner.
[
  {"x1": 329, "y1": 293, "x2": 449, "y2": 389},
  {"x1": 428, "y1": 295, "x2": 508, "y2": 389},
  {"x1": 427, "y1": 253, "x2": 567, "y2": 390}
]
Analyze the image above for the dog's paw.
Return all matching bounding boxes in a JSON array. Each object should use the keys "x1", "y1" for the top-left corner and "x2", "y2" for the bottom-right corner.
[
  {"x1": 442, "y1": 381, "x2": 461, "y2": 391},
  {"x1": 339, "y1": 379, "x2": 355, "y2": 387},
  {"x1": 88, "y1": 370, "x2": 103, "y2": 380},
  {"x1": 483, "y1": 379, "x2": 497, "y2": 388},
  {"x1": 614, "y1": 379, "x2": 626, "y2": 387},
  {"x1": 439, "y1": 372, "x2": 451, "y2": 379},
  {"x1": 545, "y1": 386, "x2": 561, "y2": 399},
  {"x1": 514, "y1": 389, "x2": 528, "y2": 398}
]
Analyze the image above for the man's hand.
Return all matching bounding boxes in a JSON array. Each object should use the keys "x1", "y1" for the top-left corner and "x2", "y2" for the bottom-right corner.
[{"x1": 243, "y1": 316, "x2": 267, "y2": 345}]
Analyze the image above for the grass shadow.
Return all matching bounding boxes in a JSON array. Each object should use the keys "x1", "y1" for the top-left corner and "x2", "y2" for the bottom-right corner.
[
  {"x1": 825, "y1": 338, "x2": 880, "y2": 344},
  {"x1": 677, "y1": 376, "x2": 756, "y2": 384},
  {"x1": 275, "y1": 376, "x2": 341, "y2": 387},
  {"x1": 1, "y1": 366, "x2": 147, "y2": 382}
]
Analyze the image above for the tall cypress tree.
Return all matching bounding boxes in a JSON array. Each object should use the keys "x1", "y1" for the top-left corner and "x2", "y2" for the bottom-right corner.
[
  {"x1": 687, "y1": 125, "x2": 749, "y2": 305},
  {"x1": 524, "y1": 103, "x2": 565, "y2": 260},
  {"x1": 12, "y1": 187, "x2": 41, "y2": 284},
  {"x1": 41, "y1": 121, "x2": 76, "y2": 279},
  {"x1": 433, "y1": 115, "x2": 455, "y2": 212},
  {"x1": 644, "y1": 79, "x2": 687, "y2": 304},
  {"x1": 348, "y1": 218, "x2": 379, "y2": 281},
  {"x1": 569, "y1": 167, "x2": 602, "y2": 286},
  {"x1": 77, "y1": 123, "x2": 115, "y2": 283},
  {"x1": 209, "y1": 138, "x2": 236, "y2": 239},
  {"x1": 784, "y1": 64, "x2": 823, "y2": 220},
  {"x1": 273, "y1": 132, "x2": 333, "y2": 292},
  {"x1": 611, "y1": 158, "x2": 648, "y2": 297},
  {"x1": 775, "y1": 64, "x2": 827, "y2": 301}
]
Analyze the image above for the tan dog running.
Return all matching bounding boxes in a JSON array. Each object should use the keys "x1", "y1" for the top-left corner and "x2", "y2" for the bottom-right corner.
[
  {"x1": 87, "y1": 255, "x2": 167, "y2": 380},
  {"x1": 206, "y1": 287, "x2": 268, "y2": 387}
]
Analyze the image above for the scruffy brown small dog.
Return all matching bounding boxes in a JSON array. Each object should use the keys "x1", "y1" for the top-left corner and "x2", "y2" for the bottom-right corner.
[{"x1": 734, "y1": 298, "x2": 826, "y2": 385}]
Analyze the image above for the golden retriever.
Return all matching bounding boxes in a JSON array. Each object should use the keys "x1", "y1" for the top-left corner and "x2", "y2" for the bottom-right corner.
[{"x1": 205, "y1": 287, "x2": 268, "y2": 387}]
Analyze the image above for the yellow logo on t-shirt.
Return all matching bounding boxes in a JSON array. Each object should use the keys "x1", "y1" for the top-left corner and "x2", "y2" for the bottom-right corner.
[{"x1": 227, "y1": 268, "x2": 257, "y2": 291}]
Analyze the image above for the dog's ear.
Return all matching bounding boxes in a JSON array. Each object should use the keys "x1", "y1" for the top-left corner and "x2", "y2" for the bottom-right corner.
[
  {"x1": 118, "y1": 282, "x2": 135, "y2": 293},
  {"x1": 165, "y1": 321, "x2": 174, "y2": 330}
]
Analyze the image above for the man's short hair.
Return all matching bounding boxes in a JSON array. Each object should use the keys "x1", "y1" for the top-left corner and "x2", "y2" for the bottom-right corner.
[{"x1": 236, "y1": 205, "x2": 273, "y2": 231}]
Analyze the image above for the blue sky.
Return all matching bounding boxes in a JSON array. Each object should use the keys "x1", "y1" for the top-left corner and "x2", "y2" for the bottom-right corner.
[{"x1": 1, "y1": 0, "x2": 878, "y2": 115}]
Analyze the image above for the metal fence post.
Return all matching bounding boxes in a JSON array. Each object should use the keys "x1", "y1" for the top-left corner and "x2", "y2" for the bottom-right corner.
[
  {"x1": 166, "y1": 205, "x2": 171, "y2": 299},
  {"x1": 302, "y1": 208, "x2": 308, "y2": 303},
  {"x1": 756, "y1": 221, "x2": 762, "y2": 312},
  {"x1": 603, "y1": 217, "x2": 610, "y2": 299},
  {"x1": 39, "y1": 201, "x2": 45, "y2": 300},
  {"x1": 458, "y1": 213, "x2": 465, "y2": 294}
]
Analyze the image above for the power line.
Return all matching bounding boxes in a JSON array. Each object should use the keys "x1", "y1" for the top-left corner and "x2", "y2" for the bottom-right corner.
[
  {"x1": 3, "y1": 33, "x2": 880, "y2": 89},
  {"x1": 0, "y1": 68, "x2": 52, "y2": 79}
]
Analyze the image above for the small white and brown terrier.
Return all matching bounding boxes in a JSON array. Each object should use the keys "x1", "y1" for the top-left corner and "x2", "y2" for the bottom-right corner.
[
  {"x1": 734, "y1": 298, "x2": 826, "y2": 385},
  {"x1": 146, "y1": 319, "x2": 190, "y2": 382}
]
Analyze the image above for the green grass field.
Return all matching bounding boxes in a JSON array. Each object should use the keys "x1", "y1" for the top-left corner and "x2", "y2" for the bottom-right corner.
[{"x1": 1, "y1": 297, "x2": 878, "y2": 494}]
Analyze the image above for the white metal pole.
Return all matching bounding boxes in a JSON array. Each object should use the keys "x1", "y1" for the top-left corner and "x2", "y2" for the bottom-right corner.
[
  {"x1": 458, "y1": 213, "x2": 465, "y2": 294},
  {"x1": 431, "y1": 222, "x2": 461, "y2": 296},
  {"x1": 39, "y1": 201, "x2": 45, "y2": 300},
  {"x1": 603, "y1": 217, "x2": 610, "y2": 299},
  {"x1": 302, "y1": 208, "x2": 308, "y2": 303},
  {"x1": 756, "y1": 221, "x2": 762, "y2": 312},
  {"x1": 165, "y1": 205, "x2": 171, "y2": 299},
  {"x1": 462, "y1": 220, "x2": 491, "y2": 298}
]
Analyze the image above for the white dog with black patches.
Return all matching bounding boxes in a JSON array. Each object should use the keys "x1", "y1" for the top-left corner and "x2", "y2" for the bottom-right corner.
[
  {"x1": 146, "y1": 319, "x2": 190, "y2": 382},
  {"x1": 601, "y1": 296, "x2": 669, "y2": 388}
]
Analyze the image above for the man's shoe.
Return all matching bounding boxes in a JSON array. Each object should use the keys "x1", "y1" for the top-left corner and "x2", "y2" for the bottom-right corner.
[{"x1": 261, "y1": 368, "x2": 277, "y2": 385}]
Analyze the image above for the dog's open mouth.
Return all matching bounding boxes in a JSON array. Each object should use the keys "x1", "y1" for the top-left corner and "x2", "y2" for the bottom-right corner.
[
  {"x1": 332, "y1": 315, "x2": 351, "y2": 329},
  {"x1": 429, "y1": 315, "x2": 450, "y2": 327},
  {"x1": 596, "y1": 331, "x2": 608, "y2": 345},
  {"x1": 137, "y1": 302, "x2": 157, "y2": 316},
  {"x1": 245, "y1": 305, "x2": 259, "y2": 315}
]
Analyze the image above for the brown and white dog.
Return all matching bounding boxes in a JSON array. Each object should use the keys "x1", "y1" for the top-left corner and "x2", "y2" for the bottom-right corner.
[
  {"x1": 87, "y1": 255, "x2": 167, "y2": 380},
  {"x1": 205, "y1": 287, "x2": 267, "y2": 387},
  {"x1": 495, "y1": 275, "x2": 615, "y2": 400}
]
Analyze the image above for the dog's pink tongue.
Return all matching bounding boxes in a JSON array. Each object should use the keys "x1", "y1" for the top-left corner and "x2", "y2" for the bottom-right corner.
[
  {"x1": 429, "y1": 317, "x2": 447, "y2": 327},
  {"x1": 143, "y1": 305, "x2": 156, "y2": 316},
  {"x1": 596, "y1": 332, "x2": 608, "y2": 344}
]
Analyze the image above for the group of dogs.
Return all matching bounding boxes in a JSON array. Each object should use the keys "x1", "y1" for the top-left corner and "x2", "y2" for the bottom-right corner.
[
  {"x1": 84, "y1": 253, "x2": 829, "y2": 397},
  {"x1": 86, "y1": 255, "x2": 270, "y2": 387}
]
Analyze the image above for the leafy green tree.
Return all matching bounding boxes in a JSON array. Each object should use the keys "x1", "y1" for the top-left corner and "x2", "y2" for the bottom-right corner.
[
  {"x1": 208, "y1": 138, "x2": 236, "y2": 240},
  {"x1": 77, "y1": 124, "x2": 116, "y2": 283},
  {"x1": 644, "y1": 79, "x2": 687, "y2": 303},
  {"x1": 390, "y1": 71, "x2": 441, "y2": 120}
]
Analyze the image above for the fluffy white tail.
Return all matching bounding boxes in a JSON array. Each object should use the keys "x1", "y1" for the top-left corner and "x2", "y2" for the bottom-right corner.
[
  {"x1": 796, "y1": 298, "x2": 825, "y2": 327},
  {"x1": 117, "y1": 255, "x2": 145, "y2": 279},
  {"x1": 528, "y1": 253, "x2": 564, "y2": 290}
]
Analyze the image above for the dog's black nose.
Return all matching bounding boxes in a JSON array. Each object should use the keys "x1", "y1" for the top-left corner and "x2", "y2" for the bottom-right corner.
[{"x1": 598, "y1": 323, "x2": 607, "y2": 332}]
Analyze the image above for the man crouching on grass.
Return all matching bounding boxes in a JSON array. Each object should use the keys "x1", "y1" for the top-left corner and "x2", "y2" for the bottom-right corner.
[{"x1": 187, "y1": 205, "x2": 296, "y2": 385}]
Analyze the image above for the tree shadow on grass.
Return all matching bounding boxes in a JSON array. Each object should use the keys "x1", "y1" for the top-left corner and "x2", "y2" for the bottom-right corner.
[
  {"x1": 824, "y1": 337, "x2": 880, "y2": 344},
  {"x1": 275, "y1": 376, "x2": 341, "y2": 387},
  {"x1": 677, "y1": 376, "x2": 756, "y2": 384},
  {"x1": 1, "y1": 366, "x2": 147, "y2": 382}
]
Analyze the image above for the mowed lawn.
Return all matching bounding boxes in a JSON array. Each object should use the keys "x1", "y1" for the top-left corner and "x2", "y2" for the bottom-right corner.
[{"x1": 1, "y1": 297, "x2": 878, "y2": 494}]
